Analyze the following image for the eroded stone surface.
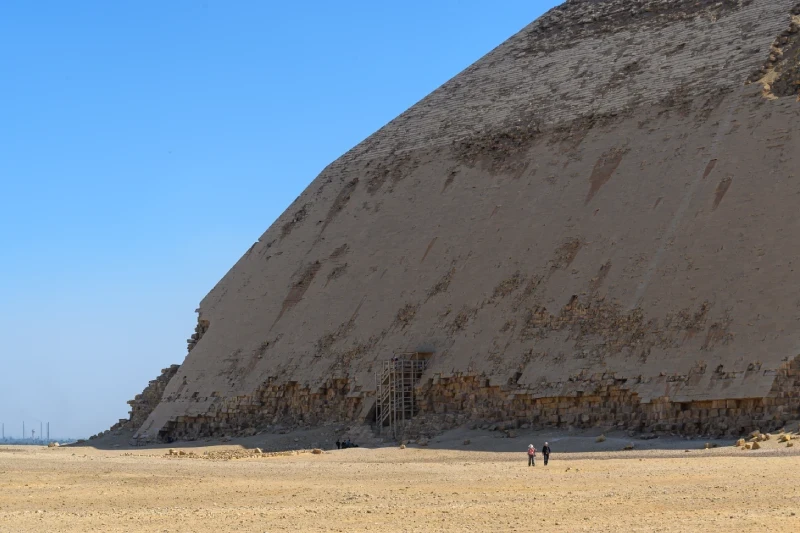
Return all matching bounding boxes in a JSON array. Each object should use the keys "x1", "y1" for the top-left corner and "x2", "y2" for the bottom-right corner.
[
  {"x1": 131, "y1": 0, "x2": 800, "y2": 442},
  {"x1": 95, "y1": 365, "x2": 180, "y2": 439}
]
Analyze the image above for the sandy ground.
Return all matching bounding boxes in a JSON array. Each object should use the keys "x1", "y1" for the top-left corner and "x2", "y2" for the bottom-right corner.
[{"x1": 2, "y1": 429, "x2": 800, "y2": 533}]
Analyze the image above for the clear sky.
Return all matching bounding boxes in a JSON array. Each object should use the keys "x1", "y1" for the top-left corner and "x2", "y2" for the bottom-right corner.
[{"x1": 0, "y1": 0, "x2": 560, "y2": 438}]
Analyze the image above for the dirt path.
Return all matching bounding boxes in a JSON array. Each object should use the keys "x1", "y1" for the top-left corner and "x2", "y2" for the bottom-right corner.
[{"x1": 1, "y1": 444, "x2": 798, "y2": 532}]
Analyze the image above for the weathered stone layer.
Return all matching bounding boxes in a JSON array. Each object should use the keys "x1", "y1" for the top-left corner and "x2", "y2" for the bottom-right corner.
[
  {"x1": 94, "y1": 365, "x2": 181, "y2": 440},
  {"x1": 157, "y1": 354, "x2": 799, "y2": 441}
]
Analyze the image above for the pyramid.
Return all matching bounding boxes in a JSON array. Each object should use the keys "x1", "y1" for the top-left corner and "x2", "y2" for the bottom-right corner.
[{"x1": 131, "y1": 0, "x2": 800, "y2": 441}]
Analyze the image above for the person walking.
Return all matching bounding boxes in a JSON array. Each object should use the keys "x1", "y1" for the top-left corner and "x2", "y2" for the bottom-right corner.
[
  {"x1": 527, "y1": 444, "x2": 536, "y2": 467},
  {"x1": 542, "y1": 442, "x2": 551, "y2": 465},
  {"x1": 336, "y1": 438, "x2": 341, "y2": 450}
]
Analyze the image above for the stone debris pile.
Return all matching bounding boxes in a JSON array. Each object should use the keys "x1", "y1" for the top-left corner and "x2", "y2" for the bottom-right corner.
[
  {"x1": 164, "y1": 448, "x2": 322, "y2": 461},
  {"x1": 735, "y1": 430, "x2": 798, "y2": 449},
  {"x1": 91, "y1": 365, "x2": 180, "y2": 440}
]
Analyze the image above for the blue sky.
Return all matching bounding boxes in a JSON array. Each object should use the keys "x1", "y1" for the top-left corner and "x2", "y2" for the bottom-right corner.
[{"x1": 0, "y1": 0, "x2": 559, "y2": 438}]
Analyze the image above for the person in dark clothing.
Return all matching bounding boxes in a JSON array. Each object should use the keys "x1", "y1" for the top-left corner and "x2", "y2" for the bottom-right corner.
[
  {"x1": 336, "y1": 438, "x2": 341, "y2": 450},
  {"x1": 542, "y1": 442, "x2": 551, "y2": 465}
]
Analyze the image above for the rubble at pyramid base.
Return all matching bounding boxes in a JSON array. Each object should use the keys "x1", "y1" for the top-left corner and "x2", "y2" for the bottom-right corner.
[{"x1": 140, "y1": 355, "x2": 800, "y2": 442}]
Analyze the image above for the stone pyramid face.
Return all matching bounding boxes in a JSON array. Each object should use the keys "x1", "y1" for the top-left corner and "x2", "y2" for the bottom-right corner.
[{"x1": 137, "y1": 0, "x2": 800, "y2": 440}]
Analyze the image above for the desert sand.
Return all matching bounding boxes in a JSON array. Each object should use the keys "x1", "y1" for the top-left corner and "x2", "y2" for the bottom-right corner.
[{"x1": 1, "y1": 430, "x2": 799, "y2": 532}]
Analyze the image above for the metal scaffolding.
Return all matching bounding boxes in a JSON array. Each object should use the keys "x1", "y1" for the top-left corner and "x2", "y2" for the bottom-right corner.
[{"x1": 375, "y1": 353, "x2": 428, "y2": 438}]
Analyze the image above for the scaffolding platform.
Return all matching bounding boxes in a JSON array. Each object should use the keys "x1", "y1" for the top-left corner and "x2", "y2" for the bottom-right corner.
[{"x1": 375, "y1": 352, "x2": 430, "y2": 438}]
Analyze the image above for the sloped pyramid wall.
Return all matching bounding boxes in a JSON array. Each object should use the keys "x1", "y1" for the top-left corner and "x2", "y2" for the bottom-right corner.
[{"x1": 137, "y1": 0, "x2": 800, "y2": 441}]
